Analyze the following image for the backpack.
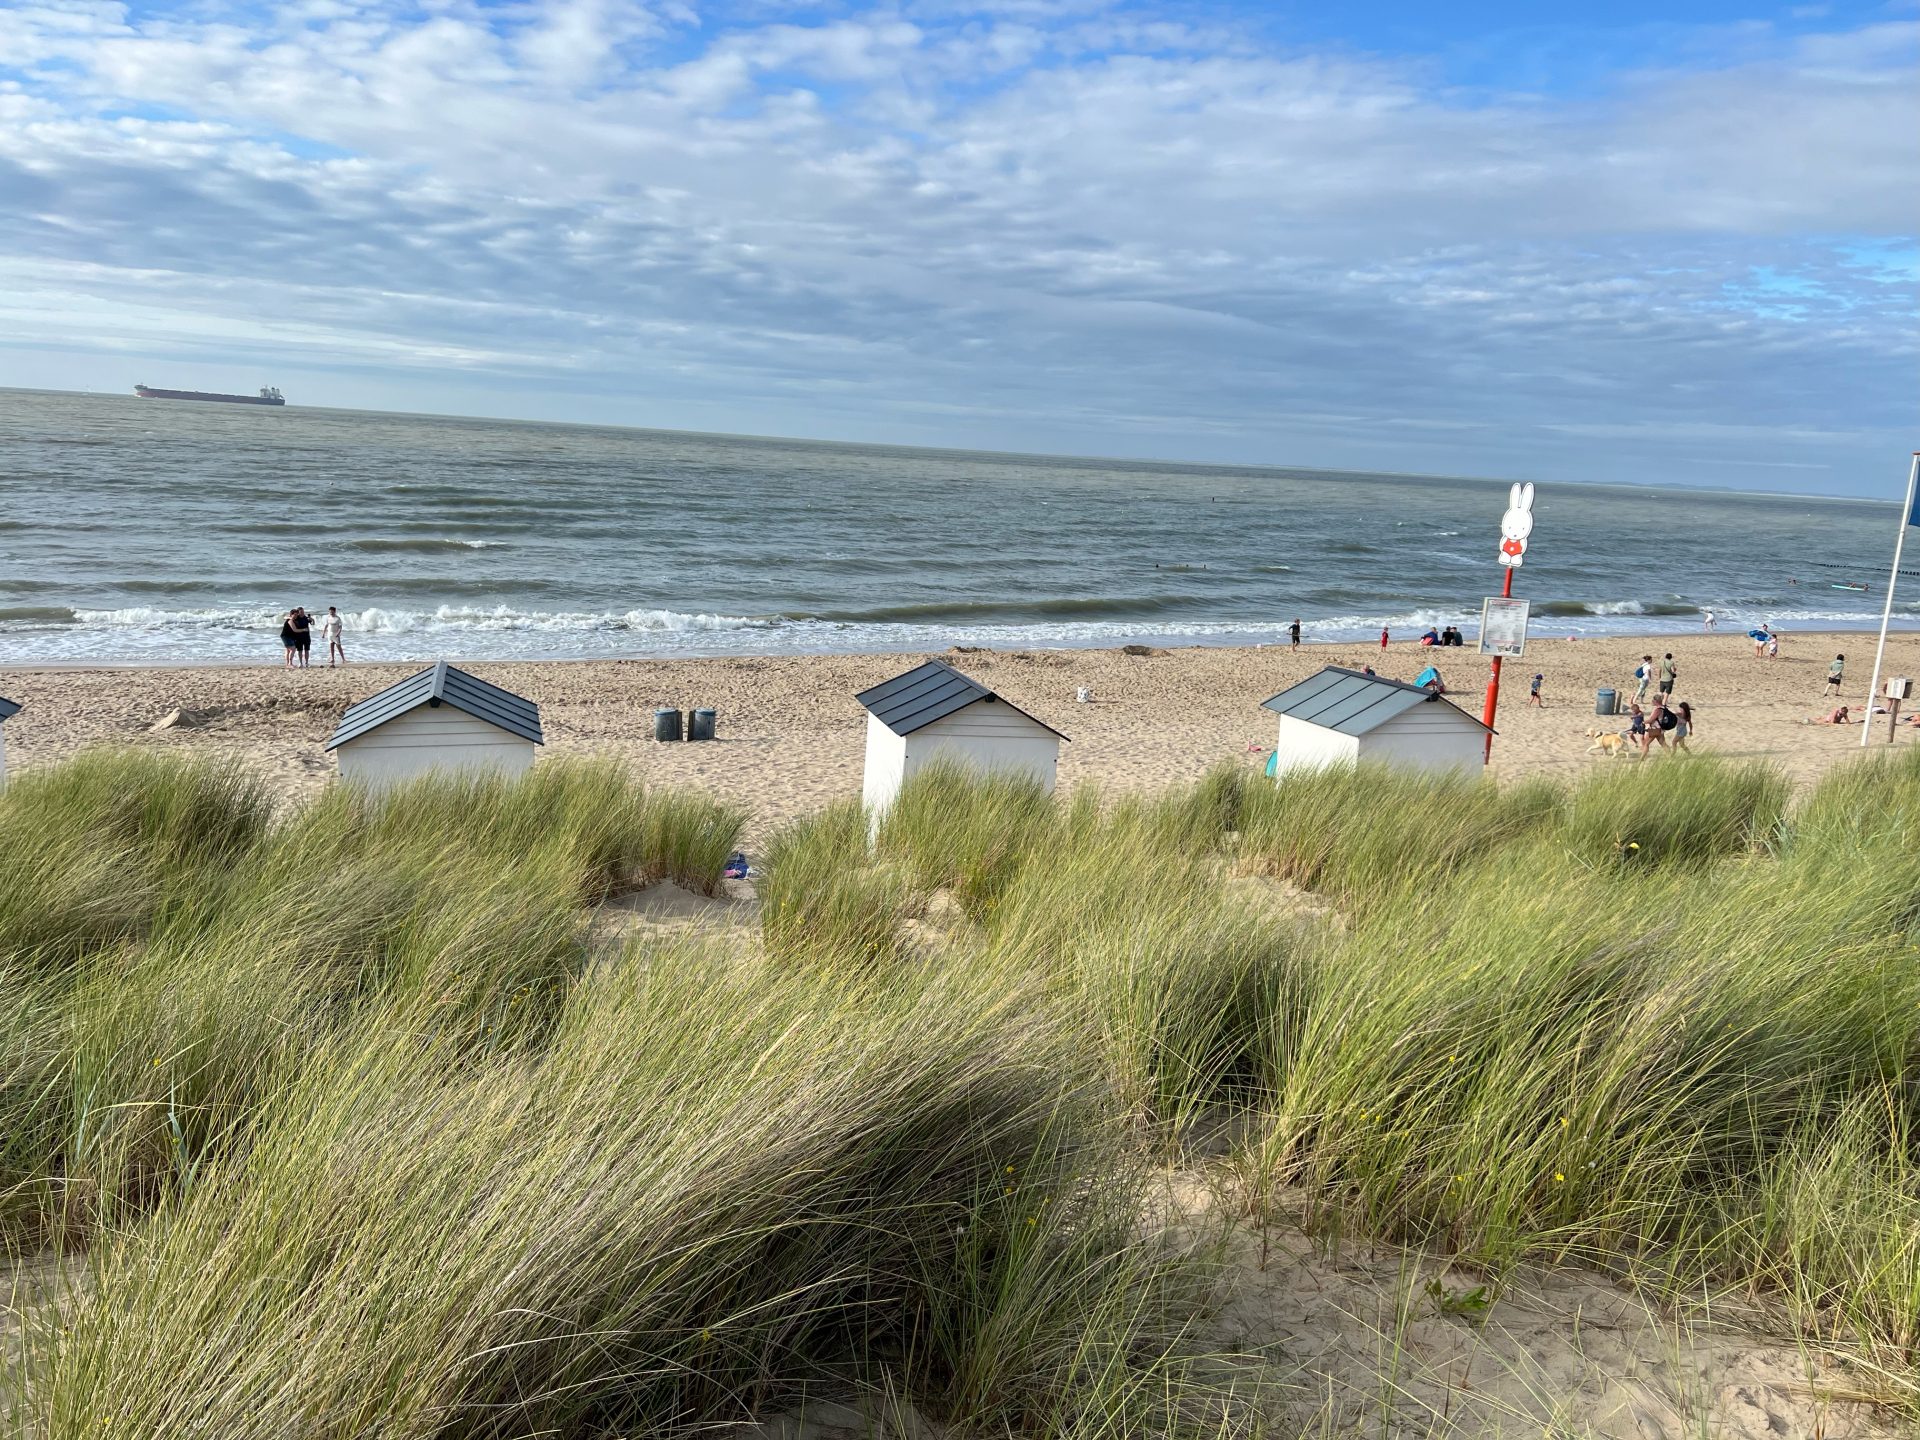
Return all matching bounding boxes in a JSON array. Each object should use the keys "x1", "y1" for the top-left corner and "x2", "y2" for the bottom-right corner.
[{"x1": 1657, "y1": 710, "x2": 1677, "y2": 731}]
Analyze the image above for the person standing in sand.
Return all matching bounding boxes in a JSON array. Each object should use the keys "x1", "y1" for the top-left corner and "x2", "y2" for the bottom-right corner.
[
  {"x1": 321, "y1": 606, "x2": 346, "y2": 667},
  {"x1": 1825, "y1": 654, "x2": 1844, "y2": 698},
  {"x1": 1633, "y1": 655, "x2": 1654, "y2": 706},
  {"x1": 289, "y1": 607, "x2": 313, "y2": 668},
  {"x1": 1289, "y1": 618, "x2": 1301, "y2": 649},
  {"x1": 1380, "y1": 626, "x2": 1389, "y2": 650},
  {"x1": 279, "y1": 611, "x2": 299, "y2": 668},
  {"x1": 1658, "y1": 653, "x2": 1677, "y2": 699},
  {"x1": 1529, "y1": 673, "x2": 1544, "y2": 707}
]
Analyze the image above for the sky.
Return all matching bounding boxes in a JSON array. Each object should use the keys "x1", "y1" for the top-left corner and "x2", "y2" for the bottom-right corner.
[{"x1": 1, "y1": 0, "x2": 1914, "y2": 495}]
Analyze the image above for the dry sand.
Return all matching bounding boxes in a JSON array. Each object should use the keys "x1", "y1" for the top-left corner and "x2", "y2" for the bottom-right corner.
[{"x1": 4, "y1": 632, "x2": 1917, "y2": 840}]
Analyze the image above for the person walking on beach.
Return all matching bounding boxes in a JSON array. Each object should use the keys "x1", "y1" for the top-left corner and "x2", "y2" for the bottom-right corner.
[
  {"x1": 321, "y1": 606, "x2": 346, "y2": 667},
  {"x1": 1529, "y1": 673, "x2": 1544, "y2": 707},
  {"x1": 1380, "y1": 626, "x2": 1390, "y2": 650},
  {"x1": 1825, "y1": 653, "x2": 1844, "y2": 698},
  {"x1": 1658, "y1": 653, "x2": 1677, "y2": 699},
  {"x1": 1672, "y1": 701, "x2": 1694, "y2": 752},
  {"x1": 1639, "y1": 699, "x2": 1670, "y2": 757},
  {"x1": 279, "y1": 610, "x2": 299, "y2": 668},
  {"x1": 1289, "y1": 618, "x2": 1301, "y2": 649},
  {"x1": 1766, "y1": 629, "x2": 1780, "y2": 662},
  {"x1": 1628, "y1": 703, "x2": 1649, "y2": 756},
  {"x1": 1633, "y1": 655, "x2": 1654, "y2": 706}
]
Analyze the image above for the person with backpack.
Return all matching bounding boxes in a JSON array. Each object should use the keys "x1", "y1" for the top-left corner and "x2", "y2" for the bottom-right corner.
[{"x1": 1633, "y1": 655, "x2": 1654, "y2": 706}]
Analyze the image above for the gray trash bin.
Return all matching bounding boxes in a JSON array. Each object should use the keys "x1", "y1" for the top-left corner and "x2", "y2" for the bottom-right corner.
[
  {"x1": 1595, "y1": 687, "x2": 1616, "y2": 716},
  {"x1": 688, "y1": 708, "x2": 716, "y2": 742},
  {"x1": 653, "y1": 707, "x2": 683, "y2": 742}
]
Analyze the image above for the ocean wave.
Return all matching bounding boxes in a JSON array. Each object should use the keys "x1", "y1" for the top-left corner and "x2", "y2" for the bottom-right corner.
[
  {"x1": 791, "y1": 595, "x2": 1212, "y2": 624},
  {"x1": 350, "y1": 538, "x2": 507, "y2": 553},
  {"x1": 0, "y1": 605, "x2": 79, "y2": 624},
  {"x1": 341, "y1": 605, "x2": 764, "y2": 635},
  {"x1": 55, "y1": 603, "x2": 765, "y2": 635},
  {"x1": 1535, "y1": 600, "x2": 1699, "y2": 618}
]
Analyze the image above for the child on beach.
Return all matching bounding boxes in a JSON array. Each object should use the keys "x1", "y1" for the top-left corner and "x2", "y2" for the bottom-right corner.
[
  {"x1": 1806, "y1": 706, "x2": 1851, "y2": 725},
  {"x1": 1672, "y1": 701, "x2": 1693, "y2": 751},
  {"x1": 1380, "y1": 627, "x2": 1389, "y2": 650},
  {"x1": 1825, "y1": 654, "x2": 1844, "y2": 697},
  {"x1": 1528, "y1": 673, "x2": 1543, "y2": 706},
  {"x1": 1289, "y1": 618, "x2": 1301, "y2": 648}
]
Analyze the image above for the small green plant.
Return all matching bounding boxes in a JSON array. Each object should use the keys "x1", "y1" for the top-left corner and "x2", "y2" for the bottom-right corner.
[{"x1": 1423, "y1": 1276, "x2": 1491, "y2": 1320}]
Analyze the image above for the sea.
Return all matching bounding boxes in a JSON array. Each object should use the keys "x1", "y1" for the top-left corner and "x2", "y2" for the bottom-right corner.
[{"x1": 1, "y1": 388, "x2": 1911, "y2": 666}]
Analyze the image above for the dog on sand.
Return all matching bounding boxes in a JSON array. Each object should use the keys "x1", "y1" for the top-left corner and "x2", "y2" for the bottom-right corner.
[{"x1": 1586, "y1": 729, "x2": 1627, "y2": 757}]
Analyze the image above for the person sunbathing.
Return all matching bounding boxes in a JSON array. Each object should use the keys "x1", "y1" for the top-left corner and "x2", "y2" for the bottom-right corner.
[{"x1": 1805, "y1": 705, "x2": 1851, "y2": 725}]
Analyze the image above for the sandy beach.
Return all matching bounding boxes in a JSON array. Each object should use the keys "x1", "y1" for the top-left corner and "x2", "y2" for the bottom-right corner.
[{"x1": 5, "y1": 631, "x2": 1915, "y2": 837}]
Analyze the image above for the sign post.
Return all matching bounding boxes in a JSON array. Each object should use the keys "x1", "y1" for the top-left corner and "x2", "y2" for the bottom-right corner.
[
  {"x1": 1479, "y1": 597, "x2": 1531, "y2": 658},
  {"x1": 1481, "y1": 483, "x2": 1536, "y2": 763},
  {"x1": 1860, "y1": 455, "x2": 1920, "y2": 747}
]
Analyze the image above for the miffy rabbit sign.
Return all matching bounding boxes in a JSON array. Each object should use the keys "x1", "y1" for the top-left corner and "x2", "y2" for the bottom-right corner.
[{"x1": 1498, "y1": 482, "x2": 1534, "y2": 568}]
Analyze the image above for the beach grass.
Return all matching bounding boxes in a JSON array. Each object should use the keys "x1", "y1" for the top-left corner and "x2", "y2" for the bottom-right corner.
[{"x1": 4, "y1": 748, "x2": 1919, "y2": 1430}]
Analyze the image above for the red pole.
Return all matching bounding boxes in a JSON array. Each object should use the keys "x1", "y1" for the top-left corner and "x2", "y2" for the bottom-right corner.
[{"x1": 1481, "y1": 566, "x2": 1513, "y2": 764}]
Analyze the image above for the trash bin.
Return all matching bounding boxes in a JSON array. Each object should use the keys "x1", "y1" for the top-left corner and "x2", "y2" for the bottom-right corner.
[
  {"x1": 688, "y1": 708, "x2": 716, "y2": 742},
  {"x1": 1595, "y1": 687, "x2": 1616, "y2": 716},
  {"x1": 653, "y1": 707, "x2": 682, "y2": 742}
]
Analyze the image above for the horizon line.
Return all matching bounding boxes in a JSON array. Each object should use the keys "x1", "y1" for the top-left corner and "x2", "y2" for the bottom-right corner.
[{"x1": 7, "y1": 384, "x2": 1899, "y2": 508}]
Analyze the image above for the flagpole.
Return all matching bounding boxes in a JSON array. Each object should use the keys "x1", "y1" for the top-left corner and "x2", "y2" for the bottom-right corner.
[{"x1": 1860, "y1": 453, "x2": 1920, "y2": 748}]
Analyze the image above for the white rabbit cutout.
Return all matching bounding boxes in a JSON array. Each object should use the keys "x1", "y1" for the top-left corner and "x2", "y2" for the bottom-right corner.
[
  {"x1": 1498, "y1": 482, "x2": 1534, "y2": 567},
  {"x1": 1501, "y1": 483, "x2": 1535, "y2": 540}
]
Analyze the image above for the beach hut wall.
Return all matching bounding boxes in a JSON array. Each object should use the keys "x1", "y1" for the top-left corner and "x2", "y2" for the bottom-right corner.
[
  {"x1": 855, "y1": 659, "x2": 1067, "y2": 813},
  {"x1": 1261, "y1": 666, "x2": 1490, "y2": 777},
  {"x1": 325, "y1": 661, "x2": 542, "y2": 789}
]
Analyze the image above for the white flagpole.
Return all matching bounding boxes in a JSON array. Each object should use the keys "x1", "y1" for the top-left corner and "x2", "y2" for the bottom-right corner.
[{"x1": 1860, "y1": 452, "x2": 1920, "y2": 747}]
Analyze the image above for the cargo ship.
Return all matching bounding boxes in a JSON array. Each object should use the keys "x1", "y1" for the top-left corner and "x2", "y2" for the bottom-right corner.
[{"x1": 134, "y1": 384, "x2": 285, "y2": 406}]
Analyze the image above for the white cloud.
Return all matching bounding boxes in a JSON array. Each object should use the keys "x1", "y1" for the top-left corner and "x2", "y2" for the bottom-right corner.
[{"x1": 0, "y1": 2, "x2": 1913, "y2": 484}]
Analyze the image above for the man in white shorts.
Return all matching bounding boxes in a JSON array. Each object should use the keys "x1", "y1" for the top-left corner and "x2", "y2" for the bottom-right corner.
[{"x1": 321, "y1": 605, "x2": 346, "y2": 666}]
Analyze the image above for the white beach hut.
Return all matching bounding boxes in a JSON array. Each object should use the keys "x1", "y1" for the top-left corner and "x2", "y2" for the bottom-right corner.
[
  {"x1": 0, "y1": 696, "x2": 19, "y2": 788},
  {"x1": 856, "y1": 659, "x2": 1068, "y2": 814},
  {"x1": 326, "y1": 661, "x2": 543, "y2": 788},
  {"x1": 1261, "y1": 666, "x2": 1490, "y2": 777}
]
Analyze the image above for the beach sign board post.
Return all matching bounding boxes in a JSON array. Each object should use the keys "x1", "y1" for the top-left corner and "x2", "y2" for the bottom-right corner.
[
  {"x1": 1480, "y1": 483, "x2": 1535, "y2": 762},
  {"x1": 1860, "y1": 453, "x2": 1920, "y2": 748},
  {"x1": 1479, "y1": 597, "x2": 1530, "y2": 659}
]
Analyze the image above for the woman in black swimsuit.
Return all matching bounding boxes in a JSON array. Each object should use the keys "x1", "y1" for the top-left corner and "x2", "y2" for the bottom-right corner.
[{"x1": 280, "y1": 611, "x2": 299, "y2": 668}]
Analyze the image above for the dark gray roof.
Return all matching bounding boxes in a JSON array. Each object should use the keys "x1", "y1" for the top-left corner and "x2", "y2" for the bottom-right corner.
[
  {"x1": 0, "y1": 696, "x2": 19, "y2": 723},
  {"x1": 855, "y1": 658, "x2": 1068, "y2": 742},
  {"x1": 326, "y1": 661, "x2": 543, "y2": 750},
  {"x1": 1261, "y1": 666, "x2": 1492, "y2": 737}
]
